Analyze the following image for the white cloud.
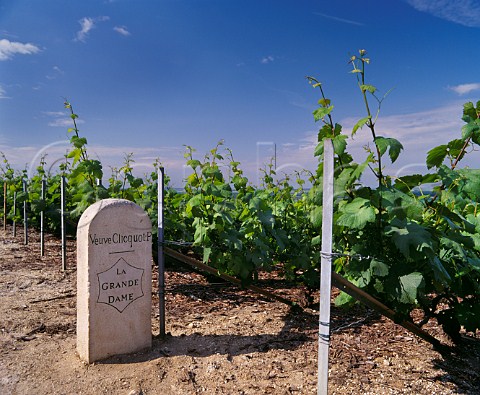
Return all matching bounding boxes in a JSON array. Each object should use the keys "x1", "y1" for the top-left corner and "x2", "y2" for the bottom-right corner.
[
  {"x1": 3, "y1": 103, "x2": 475, "y2": 187},
  {"x1": 0, "y1": 85, "x2": 9, "y2": 99},
  {"x1": 314, "y1": 12, "x2": 364, "y2": 26},
  {"x1": 46, "y1": 65, "x2": 64, "y2": 80},
  {"x1": 43, "y1": 111, "x2": 85, "y2": 127},
  {"x1": 32, "y1": 82, "x2": 45, "y2": 91},
  {"x1": 0, "y1": 38, "x2": 41, "y2": 61},
  {"x1": 113, "y1": 26, "x2": 131, "y2": 36},
  {"x1": 75, "y1": 16, "x2": 110, "y2": 42},
  {"x1": 407, "y1": 0, "x2": 480, "y2": 27},
  {"x1": 448, "y1": 83, "x2": 480, "y2": 95},
  {"x1": 48, "y1": 118, "x2": 85, "y2": 128},
  {"x1": 261, "y1": 55, "x2": 274, "y2": 64},
  {"x1": 272, "y1": 102, "x2": 474, "y2": 186},
  {"x1": 0, "y1": 142, "x2": 186, "y2": 184}
]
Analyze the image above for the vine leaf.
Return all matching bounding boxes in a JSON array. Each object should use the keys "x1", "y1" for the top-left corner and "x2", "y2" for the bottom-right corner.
[
  {"x1": 370, "y1": 259, "x2": 389, "y2": 277},
  {"x1": 352, "y1": 116, "x2": 371, "y2": 137},
  {"x1": 461, "y1": 121, "x2": 480, "y2": 140},
  {"x1": 332, "y1": 135, "x2": 348, "y2": 155},
  {"x1": 337, "y1": 198, "x2": 376, "y2": 229},
  {"x1": 312, "y1": 105, "x2": 334, "y2": 122},
  {"x1": 314, "y1": 135, "x2": 347, "y2": 156},
  {"x1": 430, "y1": 257, "x2": 451, "y2": 287},
  {"x1": 374, "y1": 136, "x2": 403, "y2": 163},
  {"x1": 360, "y1": 84, "x2": 377, "y2": 94},
  {"x1": 310, "y1": 205, "x2": 323, "y2": 228},
  {"x1": 399, "y1": 272, "x2": 424, "y2": 304},
  {"x1": 426, "y1": 144, "x2": 448, "y2": 169},
  {"x1": 386, "y1": 220, "x2": 435, "y2": 260}
]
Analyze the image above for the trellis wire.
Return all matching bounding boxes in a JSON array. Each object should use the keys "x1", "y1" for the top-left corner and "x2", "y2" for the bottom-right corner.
[
  {"x1": 320, "y1": 251, "x2": 373, "y2": 261},
  {"x1": 160, "y1": 240, "x2": 194, "y2": 247}
]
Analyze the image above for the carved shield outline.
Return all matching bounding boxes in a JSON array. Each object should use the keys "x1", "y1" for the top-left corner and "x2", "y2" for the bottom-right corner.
[{"x1": 97, "y1": 257, "x2": 145, "y2": 313}]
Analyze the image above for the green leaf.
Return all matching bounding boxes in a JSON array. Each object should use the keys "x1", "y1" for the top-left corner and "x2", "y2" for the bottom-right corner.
[
  {"x1": 430, "y1": 257, "x2": 451, "y2": 287},
  {"x1": 394, "y1": 173, "x2": 440, "y2": 192},
  {"x1": 310, "y1": 205, "x2": 323, "y2": 228},
  {"x1": 203, "y1": 247, "x2": 212, "y2": 263},
  {"x1": 334, "y1": 291, "x2": 355, "y2": 307},
  {"x1": 332, "y1": 134, "x2": 347, "y2": 155},
  {"x1": 457, "y1": 168, "x2": 480, "y2": 199},
  {"x1": 461, "y1": 121, "x2": 480, "y2": 140},
  {"x1": 360, "y1": 84, "x2": 376, "y2": 93},
  {"x1": 426, "y1": 144, "x2": 448, "y2": 169},
  {"x1": 194, "y1": 222, "x2": 207, "y2": 245},
  {"x1": 71, "y1": 136, "x2": 87, "y2": 148},
  {"x1": 318, "y1": 98, "x2": 331, "y2": 107},
  {"x1": 370, "y1": 259, "x2": 389, "y2": 277},
  {"x1": 318, "y1": 124, "x2": 333, "y2": 139},
  {"x1": 374, "y1": 136, "x2": 403, "y2": 163},
  {"x1": 352, "y1": 116, "x2": 370, "y2": 137},
  {"x1": 187, "y1": 159, "x2": 201, "y2": 169},
  {"x1": 337, "y1": 198, "x2": 376, "y2": 229},
  {"x1": 313, "y1": 141, "x2": 324, "y2": 157},
  {"x1": 399, "y1": 272, "x2": 424, "y2": 304},
  {"x1": 386, "y1": 220, "x2": 434, "y2": 260},
  {"x1": 312, "y1": 105, "x2": 334, "y2": 122},
  {"x1": 185, "y1": 194, "x2": 203, "y2": 216},
  {"x1": 463, "y1": 101, "x2": 477, "y2": 120}
]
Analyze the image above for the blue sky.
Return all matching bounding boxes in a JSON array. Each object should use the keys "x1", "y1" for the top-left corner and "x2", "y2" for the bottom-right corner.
[{"x1": 1, "y1": 0, "x2": 480, "y2": 187}]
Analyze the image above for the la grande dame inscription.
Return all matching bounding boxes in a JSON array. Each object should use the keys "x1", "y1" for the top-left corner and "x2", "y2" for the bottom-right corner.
[{"x1": 97, "y1": 258, "x2": 145, "y2": 313}]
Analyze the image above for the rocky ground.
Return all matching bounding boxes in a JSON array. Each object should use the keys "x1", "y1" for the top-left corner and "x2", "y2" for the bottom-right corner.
[{"x1": 1, "y1": 225, "x2": 479, "y2": 394}]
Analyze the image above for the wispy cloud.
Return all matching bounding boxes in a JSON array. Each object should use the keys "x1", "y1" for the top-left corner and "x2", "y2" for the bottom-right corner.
[
  {"x1": 32, "y1": 82, "x2": 45, "y2": 91},
  {"x1": 75, "y1": 16, "x2": 110, "y2": 42},
  {"x1": 43, "y1": 111, "x2": 85, "y2": 127},
  {"x1": 0, "y1": 85, "x2": 9, "y2": 99},
  {"x1": 0, "y1": 142, "x2": 186, "y2": 184},
  {"x1": 261, "y1": 55, "x2": 275, "y2": 64},
  {"x1": 48, "y1": 118, "x2": 85, "y2": 128},
  {"x1": 314, "y1": 12, "x2": 364, "y2": 26},
  {"x1": 273, "y1": 102, "x2": 471, "y2": 186},
  {"x1": 407, "y1": 0, "x2": 480, "y2": 27},
  {"x1": 0, "y1": 38, "x2": 41, "y2": 61},
  {"x1": 46, "y1": 65, "x2": 64, "y2": 80},
  {"x1": 448, "y1": 82, "x2": 480, "y2": 95},
  {"x1": 113, "y1": 26, "x2": 131, "y2": 36}
]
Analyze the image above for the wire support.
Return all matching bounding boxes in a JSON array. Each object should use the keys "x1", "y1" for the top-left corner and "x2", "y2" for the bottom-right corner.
[
  {"x1": 162, "y1": 241, "x2": 374, "y2": 262},
  {"x1": 320, "y1": 251, "x2": 373, "y2": 261},
  {"x1": 161, "y1": 240, "x2": 195, "y2": 247}
]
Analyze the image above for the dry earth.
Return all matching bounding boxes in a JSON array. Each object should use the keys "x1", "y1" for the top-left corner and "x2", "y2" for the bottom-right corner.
[{"x1": 1, "y1": 225, "x2": 479, "y2": 394}]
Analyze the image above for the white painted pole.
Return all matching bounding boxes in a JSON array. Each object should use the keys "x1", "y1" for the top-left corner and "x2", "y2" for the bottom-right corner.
[
  {"x1": 3, "y1": 182, "x2": 6, "y2": 231},
  {"x1": 40, "y1": 178, "x2": 46, "y2": 257},
  {"x1": 13, "y1": 191, "x2": 16, "y2": 237},
  {"x1": 61, "y1": 175, "x2": 66, "y2": 271},
  {"x1": 158, "y1": 167, "x2": 166, "y2": 338},
  {"x1": 23, "y1": 179, "x2": 28, "y2": 245},
  {"x1": 318, "y1": 138, "x2": 334, "y2": 394}
]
